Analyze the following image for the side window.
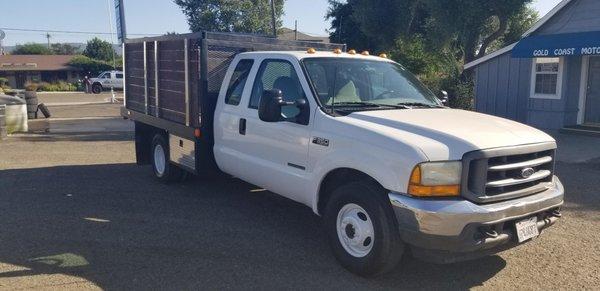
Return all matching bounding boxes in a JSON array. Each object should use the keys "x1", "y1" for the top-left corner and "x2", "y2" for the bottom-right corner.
[
  {"x1": 225, "y1": 59, "x2": 254, "y2": 106},
  {"x1": 249, "y1": 60, "x2": 306, "y2": 111},
  {"x1": 116, "y1": 73, "x2": 123, "y2": 79}
]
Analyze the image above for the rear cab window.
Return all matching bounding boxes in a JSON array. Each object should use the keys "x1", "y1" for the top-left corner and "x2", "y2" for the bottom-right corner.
[{"x1": 225, "y1": 59, "x2": 254, "y2": 106}]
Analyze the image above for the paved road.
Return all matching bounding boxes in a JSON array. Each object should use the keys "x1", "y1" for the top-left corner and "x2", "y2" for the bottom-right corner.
[{"x1": 0, "y1": 104, "x2": 599, "y2": 290}]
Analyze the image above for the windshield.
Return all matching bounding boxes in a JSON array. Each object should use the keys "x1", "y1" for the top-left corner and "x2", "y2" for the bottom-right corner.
[{"x1": 303, "y1": 58, "x2": 440, "y2": 110}]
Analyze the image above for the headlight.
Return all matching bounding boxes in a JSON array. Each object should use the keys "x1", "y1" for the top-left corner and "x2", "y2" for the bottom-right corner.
[{"x1": 408, "y1": 161, "x2": 462, "y2": 197}]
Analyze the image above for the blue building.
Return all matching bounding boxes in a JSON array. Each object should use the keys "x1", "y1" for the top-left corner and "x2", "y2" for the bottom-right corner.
[{"x1": 464, "y1": 0, "x2": 600, "y2": 132}]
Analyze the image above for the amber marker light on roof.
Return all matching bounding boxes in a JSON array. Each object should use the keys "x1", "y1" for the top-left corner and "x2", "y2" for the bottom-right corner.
[
  {"x1": 333, "y1": 48, "x2": 342, "y2": 54},
  {"x1": 348, "y1": 49, "x2": 357, "y2": 55},
  {"x1": 361, "y1": 51, "x2": 370, "y2": 56},
  {"x1": 379, "y1": 53, "x2": 388, "y2": 58},
  {"x1": 307, "y1": 48, "x2": 316, "y2": 54}
]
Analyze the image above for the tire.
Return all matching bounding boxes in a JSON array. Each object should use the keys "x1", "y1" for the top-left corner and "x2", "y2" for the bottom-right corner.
[
  {"x1": 151, "y1": 134, "x2": 184, "y2": 183},
  {"x1": 324, "y1": 180, "x2": 404, "y2": 277},
  {"x1": 25, "y1": 97, "x2": 38, "y2": 105},
  {"x1": 38, "y1": 103, "x2": 51, "y2": 118},
  {"x1": 92, "y1": 84, "x2": 103, "y2": 94}
]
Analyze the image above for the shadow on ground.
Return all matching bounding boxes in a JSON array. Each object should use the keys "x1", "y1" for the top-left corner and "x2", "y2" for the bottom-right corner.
[
  {"x1": 10, "y1": 131, "x2": 133, "y2": 142},
  {"x1": 0, "y1": 164, "x2": 507, "y2": 289}
]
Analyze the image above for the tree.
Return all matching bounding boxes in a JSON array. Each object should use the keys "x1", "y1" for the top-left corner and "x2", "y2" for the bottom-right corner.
[
  {"x1": 68, "y1": 55, "x2": 115, "y2": 76},
  {"x1": 12, "y1": 43, "x2": 52, "y2": 55},
  {"x1": 174, "y1": 0, "x2": 285, "y2": 35},
  {"x1": 51, "y1": 43, "x2": 80, "y2": 55},
  {"x1": 83, "y1": 38, "x2": 115, "y2": 62},
  {"x1": 422, "y1": 0, "x2": 533, "y2": 64}
]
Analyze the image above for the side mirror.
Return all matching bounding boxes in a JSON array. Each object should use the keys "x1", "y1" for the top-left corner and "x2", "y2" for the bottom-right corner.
[
  {"x1": 440, "y1": 90, "x2": 449, "y2": 106},
  {"x1": 259, "y1": 89, "x2": 285, "y2": 122},
  {"x1": 258, "y1": 89, "x2": 310, "y2": 124}
]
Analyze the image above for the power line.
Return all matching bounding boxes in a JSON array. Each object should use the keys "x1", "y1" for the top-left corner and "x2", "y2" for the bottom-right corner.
[{"x1": 0, "y1": 27, "x2": 160, "y2": 36}]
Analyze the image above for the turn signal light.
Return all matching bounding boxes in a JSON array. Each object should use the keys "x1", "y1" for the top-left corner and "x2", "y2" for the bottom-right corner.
[
  {"x1": 307, "y1": 48, "x2": 316, "y2": 54},
  {"x1": 407, "y1": 166, "x2": 460, "y2": 197},
  {"x1": 194, "y1": 128, "x2": 202, "y2": 138},
  {"x1": 348, "y1": 49, "x2": 357, "y2": 55}
]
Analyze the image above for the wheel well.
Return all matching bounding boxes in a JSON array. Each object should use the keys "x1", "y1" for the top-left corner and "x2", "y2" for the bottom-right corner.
[
  {"x1": 135, "y1": 122, "x2": 167, "y2": 165},
  {"x1": 93, "y1": 82, "x2": 102, "y2": 87},
  {"x1": 317, "y1": 168, "x2": 381, "y2": 215}
]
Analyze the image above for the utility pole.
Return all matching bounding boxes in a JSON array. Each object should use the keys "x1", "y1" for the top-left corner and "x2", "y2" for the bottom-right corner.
[
  {"x1": 46, "y1": 33, "x2": 51, "y2": 49},
  {"x1": 270, "y1": 0, "x2": 277, "y2": 37},
  {"x1": 294, "y1": 20, "x2": 298, "y2": 40}
]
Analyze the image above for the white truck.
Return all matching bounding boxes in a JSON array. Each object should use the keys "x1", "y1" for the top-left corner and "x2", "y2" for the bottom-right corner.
[
  {"x1": 90, "y1": 70, "x2": 124, "y2": 94},
  {"x1": 122, "y1": 32, "x2": 564, "y2": 276}
]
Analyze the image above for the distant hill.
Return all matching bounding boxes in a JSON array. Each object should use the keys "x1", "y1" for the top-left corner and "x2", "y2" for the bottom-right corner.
[{"x1": 2, "y1": 43, "x2": 121, "y2": 54}]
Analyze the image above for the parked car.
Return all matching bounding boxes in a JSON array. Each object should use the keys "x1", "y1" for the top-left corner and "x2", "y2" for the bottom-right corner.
[
  {"x1": 121, "y1": 32, "x2": 564, "y2": 276},
  {"x1": 90, "y1": 70, "x2": 123, "y2": 94}
]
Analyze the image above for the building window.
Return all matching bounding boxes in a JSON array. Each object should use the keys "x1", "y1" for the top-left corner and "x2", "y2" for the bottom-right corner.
[{"x1": 530, "y1": 57, "x2": 563, "y2": 99}]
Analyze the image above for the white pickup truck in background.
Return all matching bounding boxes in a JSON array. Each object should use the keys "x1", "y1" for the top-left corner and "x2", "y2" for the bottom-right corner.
[
  {"x1": 122, "y1": 32, "x2": 564, "y2": 276},
  {"x1": 90, "y1": 70, "x2": 123, "y2": 94}
]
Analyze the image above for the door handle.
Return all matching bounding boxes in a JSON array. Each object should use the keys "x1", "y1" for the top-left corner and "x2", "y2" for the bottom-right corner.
[{"x1": 239, "y1": 118, "x2": 246, "y2": 135}]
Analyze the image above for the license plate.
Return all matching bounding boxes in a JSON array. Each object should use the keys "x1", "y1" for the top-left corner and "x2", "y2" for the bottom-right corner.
[{"x1": 515, "y1": 216, "x2": 539, "y2": 243}]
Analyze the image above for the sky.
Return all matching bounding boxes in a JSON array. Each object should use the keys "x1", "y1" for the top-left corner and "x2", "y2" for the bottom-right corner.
[{"x1": 0, "y1": 0, "x2": 564, "y2": 47}]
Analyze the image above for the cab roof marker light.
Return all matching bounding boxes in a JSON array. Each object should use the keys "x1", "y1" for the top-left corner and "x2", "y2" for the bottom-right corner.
[
  {"x1": 379, "y1": 53, "x2": 388, "y2": 58},
  {"x1": 307, "y1": 48, "x2": 316, "y2": 54},
  {"x1": 361, "y1": 51, "x2": 370, "y2": 56},
  {"x1": 348, "y1": 49, "x2": 357, "y2": 55},
  {"x1": 333, "y1": 48, "x2": 342, "y2": 54}
]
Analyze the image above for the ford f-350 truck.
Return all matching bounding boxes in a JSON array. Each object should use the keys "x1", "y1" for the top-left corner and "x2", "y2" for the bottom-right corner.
[{"x1": 121, "y1": 32, "x2": 564, "y2": 276}]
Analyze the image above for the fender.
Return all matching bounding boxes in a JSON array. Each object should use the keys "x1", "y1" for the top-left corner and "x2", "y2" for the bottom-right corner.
[{"x1": 308, "y1": 142, "x2": 427, "y2": 214}]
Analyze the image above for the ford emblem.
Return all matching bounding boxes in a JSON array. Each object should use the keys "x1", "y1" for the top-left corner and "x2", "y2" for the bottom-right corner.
[{"x1": 520, "y1": 167, "x2": 535, "y2": 179}]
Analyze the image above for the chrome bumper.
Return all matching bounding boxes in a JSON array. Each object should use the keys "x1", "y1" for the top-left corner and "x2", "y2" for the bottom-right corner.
[{"x1": 388, "y1": 176, "x2": 564, "y2": 262}]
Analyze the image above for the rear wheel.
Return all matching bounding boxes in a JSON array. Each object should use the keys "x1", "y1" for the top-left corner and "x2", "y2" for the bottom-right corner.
[
  {"x1": 151, "y1": 134, "x2": 184, "y2": 183},
  {"x1": 324, "y1": 180, "x2": 404, "y2": 277}
]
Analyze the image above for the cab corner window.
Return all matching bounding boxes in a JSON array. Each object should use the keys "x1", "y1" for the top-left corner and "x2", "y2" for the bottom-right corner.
[{"x1": 225, "y1": 59, "x2": 254, "y2": 106}]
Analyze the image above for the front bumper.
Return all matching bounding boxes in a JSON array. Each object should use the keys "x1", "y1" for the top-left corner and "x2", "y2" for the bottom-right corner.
[{"x1": 388, "y1": 176, "x2": 564, "y2": 263}]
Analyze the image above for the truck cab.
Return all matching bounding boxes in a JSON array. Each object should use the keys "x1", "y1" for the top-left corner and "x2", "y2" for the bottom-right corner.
[
  {"x1": 122, "y1": 32, "x2": 564, "y2": 276},
  {"x1": 91, "y1": 70, "x2": 124, "y2": 94}
]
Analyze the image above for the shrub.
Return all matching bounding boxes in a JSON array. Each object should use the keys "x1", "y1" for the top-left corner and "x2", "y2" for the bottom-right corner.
[
  {"x1": 36, "y1": 81, "x2": 79, "y2": 92},
  {"x1": 68, "y1": 55, "x2": 115, "y2": 76},
  {"x1": 0, "y1": 77, "x2": 9, "y2": 88}
]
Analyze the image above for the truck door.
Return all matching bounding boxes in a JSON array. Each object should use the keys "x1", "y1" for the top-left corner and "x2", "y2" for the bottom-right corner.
[{"x1": 216, "y1": 56, "x2": 313, "y2": 205}]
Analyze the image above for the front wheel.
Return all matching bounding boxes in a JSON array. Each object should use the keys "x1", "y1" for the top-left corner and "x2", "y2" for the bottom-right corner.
[
  {"x1": 92, "y1": 84, "x2": 102, "y2": 94},
  {"x1": 324, "y1": 181, "x2": 404, "y2": 276}
]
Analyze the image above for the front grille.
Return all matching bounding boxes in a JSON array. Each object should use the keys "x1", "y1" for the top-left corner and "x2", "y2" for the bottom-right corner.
[{"x1": 462, "y1": 143, "x2": 556, "y2": 204}]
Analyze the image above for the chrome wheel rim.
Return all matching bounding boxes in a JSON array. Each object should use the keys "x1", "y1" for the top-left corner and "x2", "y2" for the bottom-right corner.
[
  {"x1": 336, "y1": 203, "x2": 374, "y2": 258},
  {"x1": 153, "y1": 144, "x2": 166, "y2": 176}
]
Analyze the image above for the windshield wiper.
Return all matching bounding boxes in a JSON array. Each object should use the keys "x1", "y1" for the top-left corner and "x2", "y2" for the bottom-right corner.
[
  {"x1": 331, "y1": 102, "x2": 409, "y2": 109},
  {"x1": 397, "y1": 102, "x2": 443, "y2": 108}
]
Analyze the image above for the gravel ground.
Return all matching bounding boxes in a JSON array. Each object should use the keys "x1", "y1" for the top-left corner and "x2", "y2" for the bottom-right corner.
[
  {"x1": 0, "y1": 105, "x2": 598, "y2": 290},
  {"x1": 37, "y1": 92, "x2": 123, "y2": 105}
]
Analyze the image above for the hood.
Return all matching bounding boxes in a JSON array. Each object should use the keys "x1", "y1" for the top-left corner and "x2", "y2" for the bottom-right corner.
[{"x1": 342, "y1": 109, "x2": 555, "y2": 161}]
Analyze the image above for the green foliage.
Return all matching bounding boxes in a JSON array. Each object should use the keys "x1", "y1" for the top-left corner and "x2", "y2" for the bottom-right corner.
[
  {"x1": 174, "y1": 0, "x2": 285, "y2": 34},
  {"x1": 36, "y1": 81, "x2": 79, "y2": 92},
  {"x1": 68, "y1": 55, "x2": 114, "y2": 76},
  {"x1": 51, "y1": 43, "x2": 80, "y2": 55},
  {"x1": 0, "y1": 77, "x2": 9, "y2": 88},
  {"x1": 327, "y1": 0, "x2": 535, "y2": 109},
  {"x1": 83, "y1": 38, "x2": 115, "y2": 62},
  {"x1": 12, "y1": 43, "x2": 53, "y2": 55}
]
